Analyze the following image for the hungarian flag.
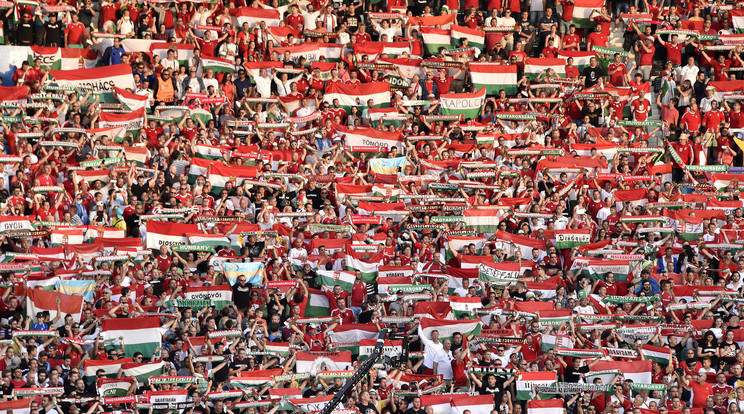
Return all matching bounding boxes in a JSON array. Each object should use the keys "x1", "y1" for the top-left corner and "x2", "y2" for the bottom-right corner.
[
  {"x1": 572, "y1": 258, "x2": 632, "y2": 282},
  {"x1": 712, "y1": 173, "x2": 744, "y2": 190},
  {"x1": 98, "y1": 107, "x2": 147, "y2": 136},
  {"x1": 231, "y1": 6, "x2": 281, "y2": 27},
  {"x1": 451, "y1": 25, "x2": 485, "y2": 50},
  {"x1": 447, "y1": 235, "x2": 485, "y2": 260},
  {"x1": 27, "y1": 289, "x2": 83, "y2": 328},
  {"x1": 642, "y1": 344, "x2": 672, "y2": 365},
  {"x1": 589, "y1": 360, "x2": 652, "y2": 383},
  {"x1": 206, "y1": 163, "x2": 259, "y2": 194},
  {"x1": 414, "y1": 301, "x2": 453, "y2": 319},
  {"x1": 0, "y1": 399, "x2": 31, "y2": 414},
  {"x1": 570, "y1": 142, "x2": 618, "y2": 159},
  {"x1": 377, "y1": 276, "x2": 414, "y2": 294},
  {"x1": 295, "y1": 351, "x2": 352, "y2": 375},
  {"x1": 462, "y1": 209, "x2": 503, "y2": 234},
  {"x1": 452, "y1": 394, "x2": 495, "y2": 414},
  {"x1": 121, "y1": 360, "x2": 165, "y2": 385},
  {"x1": 517, "y1": 371, "x2": 557, "y2": 399},
  {"x1": 150, "y1": 43, "x2": 195, "y2": 65},
  {"x1": 555, "y1": 228, "x2": 592, "y2": 249},
  {"x1": 113, "y1": 86, "x2": 148, "y2": 111},
  {"x1": 709, "y1": 80, "x2": 744, "y2": 101},
  {"x1": 420, "y1": 395, "x2": 456, "y2": 414},
  {"x1": 289, "y1": 395, "x2": 337, "y2": 413},
  {"x1": 87, "y1": 126, "x2": 126, "y2": 142},
  {"x1": 329, "y1": 324, "x2": 379, "y2": 350},
  {"x1": 272, "y1": 43, "x2": 322, "y2": 64},
  {"x1": 316, "y1": 270, "x2": 356, "y2": 293},
  {"x1": 224, "y1": 262, "x2": 265, "y2": 286},
  {"x1": 495, "y1": 230, "x2": 547, "y2": 259},
  {"x1": 50, "y1": 228, "x2": 85, "y2": 246},
  {"x1": 571, "y1": 0, "x2": 605, "y2": 28},
  {"x1": 243, "y1": 61, "x2": 284, "y2": 80},
  {"x1": 354, "y1": 41, "x2": 412, "y2": 59},
  {"x1": 732, "y1": 9, "x2": 744, "y2": 33},
  {"x1": 334, "y1": 124, "x2": 404, "y2": 153},
  {"x1": 188, "y1": 157, "x2": 213, "y2": 183},
  {"x1": 306, "y1": 288, "x2": 330, "y2": 317},
  {"x1": 29, "y1": 46, "x2": 62, "y2": 69},
  {"x1": 526, "y1": 281, "x2": 558, "y2": 300},
  {"x1": 541, "y1": 333, "x2": 575, "y2": 351},
  {"x1": 418, "y1": 317, "x2": 482, "y2": 341},
  {"x1": 0, "y1": 216, "x2": 35, "y2": 233},
  {"x1": 538, "y1": 310, "x2": 573, "y2": 327},
  {"x1": 470, "y1": 63, "x2": 517, "y2": 95},
  {"x1": 50, "y1": 63, "x2": 135, "y2": 92},
  {"x1": 123, "y1": 146, "x2": 148, "y2": 166},
  {"x1": 665, "y1": 209, "x2": 705, "y2": 241},
  {"x1": 311, "y1": 61, "x2": 336, "y2": 80},
  {"x1": 187, "y1": 232, "x2": 233, "y2": 250},
  {"x1": 324, "y1": 82, "x2": 391, "y2": 111},
  {"x1": 528, "y1": 399, "x2": 564, "y2": 414},
  {"x1": 184, "y1": 285, "x2": 233, "y2": 310},
  {"x1": 478, "y1": 262, "x2": 520, "y2": 284},
  {"x1": 421, "y1": 27, "x2": 451, "y2": 55},
  {"x1": 359, "y1": 338, "x2": 403, "y2": 361},
  {"x1": 707, "y1": 199, "x2": 744, "y2": 216},
  {"x1": 0, "y1": 86, "x2": 29, "y2": 102},
  {"x1": 649, "y1": 163, "x2": 673, "y2": 184},
  {"x1": 83, "y1": 358, "x2": 132, "y2": 383},
  {"x1": 614, "y1": 188, "x2": 649, "y2": 210},
  {"x1": 449, "y1": 296, "x2": 483, "y2": 317},
  {"x1": 317, "y1": 43, "x2": 344, "y2": 61},
  {"x1": 202, "y1": 56, "x2": 235, "y2": 73},
  {"x1": 97, "y1": 377, "x2": 135, "y2": 397},
  {"x1": 377, "y1": 57, "x2": 426, "y2": 80},
  {"x1": 557, "y1": 50, "x2": 595, "y2": 71},
  {"x1": 525, "y1": 58, "x2": 567, "y2": 80},
  {"x1": 145, "y1": 221, "x2": 197, "y2": 250},
  {"x1": 440, "y1": 87, "x2": 486, "y2": 120},
  {"x1": 102, "y1": 317, "x2": 161, "y2": 358},
  {"x1": 344, "y1": 245, "x2": 385, "y2": 283}
]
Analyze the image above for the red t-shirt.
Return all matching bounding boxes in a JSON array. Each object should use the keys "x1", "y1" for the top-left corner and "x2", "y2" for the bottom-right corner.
[
  {"x1": 434, "y1": 76, "x2": 454, "y2": 95},
  {"x1": 665, "y1": 42, "x2": 683, "y2": 65},
  {"x1": 66, "y1": 22, "x2": 86, "y2": 45}
]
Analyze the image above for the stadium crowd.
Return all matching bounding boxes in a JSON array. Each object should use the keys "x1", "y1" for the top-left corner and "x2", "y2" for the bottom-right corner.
[{"x1": 1, "y1": 0, "x2": 744, "y2": 413}]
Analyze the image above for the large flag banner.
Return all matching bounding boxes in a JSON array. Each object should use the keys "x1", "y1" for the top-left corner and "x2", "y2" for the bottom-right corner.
[
  {"x1": 345, "y1": 245, "x2": 385, "y2": 283},
  {"x1": 732, "y1": 9, "x2": 744, "y2": 33},
  {"x1": 97, "y1": 377, "x2": 135, "y2": 397},
  {"x1": 452, "y1": 394, "x2": 495, "y2": 414},
  {"x1": 440, "y1": 88, "x2": 486, "y2": 120},
  {"x1": 0, "y1": 399, "x2": 31, "y2": 414},
  {"x1": 306, "y1": 288, "x2": 330, "y2": 317},
  {"x1": 572, "y1": 258, "x2": 632, "y2": 282},
  {"x1": 470, "y1": 63, "x2": 518, "y2": 95},
  {"x1": 26, "y1": 289, "x2": 84, "y2": 328},
  {"x1": 478, "y1": 262, "x2": 520, "y2": 284},
  {"x1": 55, "y1": 279, "x2": 96, "y2": 302},
  {"x1": 589, "y1": 360, "x2": 652, "y2": 383},
  {"x1": 323, "y1": 82, "x2": 391, "y2": 111},
  {"x1": 50, "y1": 63, "x2": 135, "y2": 92},
  {"x1": 101, "y1": 317, "x2": 161, "y2": 358},
  {"x1": 206, "y1": 163, "x2": 259, "y2": 193},
  {"x1": 555, "y1": 228, "x2": 592, "y2": 249},
  {"x1": 224, "y1": 262, "x2": 265, "y2": 286},
  {"x1": 202, "y1": 56, "x2": 235, "y2": 73},
  {"x1": 113, "y1": 86, "x2": 148, "y2": 111}
]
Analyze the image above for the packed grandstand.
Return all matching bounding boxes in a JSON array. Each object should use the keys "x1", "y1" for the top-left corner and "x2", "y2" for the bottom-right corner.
[{"x1": 0, "y1": 0, "x2": 742, "y2": 413}]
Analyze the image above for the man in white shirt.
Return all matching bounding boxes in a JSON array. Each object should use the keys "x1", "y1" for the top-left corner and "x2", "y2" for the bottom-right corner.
[
  {"x1": 679, "y1": 56, "x2": 699, "y2": 84},
  {"x1": 254, "y1": 68, "x2": 273, "y2": 98},
  {"x1": 419, "y1": 328, "x2": 444, "y2": 373},
  {"x1": 432, "y1": 339, "x2": 454, "y2": 380},
  {"x1": 162, "y1": 49, "x2": 179, "y2": 73}
]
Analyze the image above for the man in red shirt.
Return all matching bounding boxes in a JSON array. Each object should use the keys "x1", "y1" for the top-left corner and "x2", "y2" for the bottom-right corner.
[
  {"x1": 285, "y1": 5, "x2": 304, "y2": 30},
  {"x1": 607, "y1": 53, "x2": 628, "y2": 86},
  {"x1": 701, "y1": 51, "x2": 732, "y2": 82},
  {"x1": 424, "y1": 66, "x2": 463, "y2": 98},
  {"x1": 636, "y1": 37, "x2": 655, "y2": 81},
  {"x1": 586, "y1": 23, "x2": 608, "y2": 51},
  {"x1": 703, "y1": 100, "x2": 725, "y2": 132},
  {"x1": 330, "y1": 298, "x2": 355, "y2": 325},
  {"x1": 680, "y1": 103, "x2": 702, "y2": 135},
  {"x1": 564, "y1": 57, "x2": 579, "y2": 79},
  {"x1": 670, "y1": 133, "x2": 694, "y2": 182},
  {"x1": 656, "y1": 33, "x2": 686, "y2": 65},
  {"x1": 631, "y1": 90, "x2": 651, "y2": 122},
  {"x1": 65, "y1": 13, "x2": 86, "y2": 47},
  {"x1": 509, "y1": 41, "x2": 528, "y2": 67}
]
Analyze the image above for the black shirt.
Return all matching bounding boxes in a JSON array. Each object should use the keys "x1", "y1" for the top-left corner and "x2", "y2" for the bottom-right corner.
[
  {"x1": 564, "y1": 365, "x2": 589, "y2": 383},
  {"x1": 357, "y1": 403, "x2": 379, "y2": 414},
  {"x1": 233, "y1": 283, "x2": 252, "y2": 310},
  {"x1": 130, "y1": 183, "x2": 149, "y2": 199},
  {"x1": 538, "y1": 15, "x2": 558, "y2": 33},
  {"x1": 582, "y1": 106, "x2": 603, "y2": 127},
  {"x1": 16, "y1": 22, "x2": 34, "y2": 45},
  {"x1": 44, "y1": 21, "x2": 63, "y2": 46},
  {"x1": 582, "y1": 66, "x2": 604, "y2": 88}
]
